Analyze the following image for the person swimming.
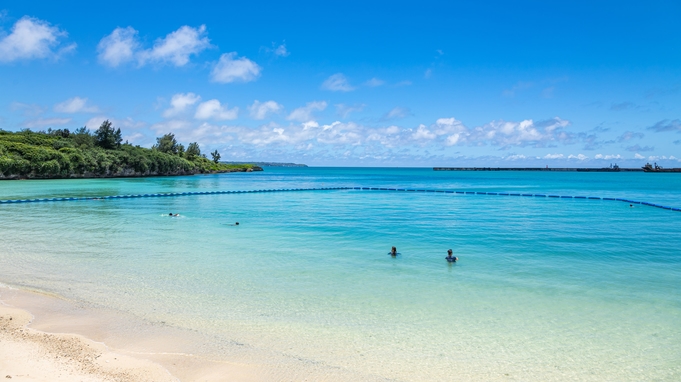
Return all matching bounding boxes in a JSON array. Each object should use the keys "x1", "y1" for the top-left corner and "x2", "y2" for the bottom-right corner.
[
  {"x1": 390, "y1": 246, "x2": 397, "y2": 256},
  {"x1": 169, "y1": 213, "x2": 180, "y2": 217},
  {"x1": 445, "y1": 249, "x2": 458, "y2": 262}
]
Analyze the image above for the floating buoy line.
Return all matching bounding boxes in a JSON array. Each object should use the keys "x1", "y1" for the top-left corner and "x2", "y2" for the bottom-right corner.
[{"x1": 0, "y1": 187, "x2": 678, "y2": 212}]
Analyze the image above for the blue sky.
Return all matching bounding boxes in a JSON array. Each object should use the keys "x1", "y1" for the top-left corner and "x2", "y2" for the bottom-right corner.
[{"x1": 1, "y1": 0, "x2": 680, "y2": 166}]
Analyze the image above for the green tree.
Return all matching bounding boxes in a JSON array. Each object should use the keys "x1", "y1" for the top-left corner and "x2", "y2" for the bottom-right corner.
[
  {"x1": 48, "y1": 128, "x2": 70, "y2": 138},
  {"x1": 185, "y1": 142, "x2": 201, "y2": 160},
  {"x1": 72, "y1": 127, "x2": 94, "y2": 148},
  {"x1": 153, "y1": 133, "x2": 180, "y2": 155},
  {"x1": 94, "y1": 120, "x2": 122, "y2": 149},
  {"x1": 211, "y1": 149, "x2": 221, "y2": 164}
]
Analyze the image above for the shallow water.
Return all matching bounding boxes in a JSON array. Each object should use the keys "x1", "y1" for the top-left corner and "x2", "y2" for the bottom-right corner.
[{"x1": 1, "y1": 168, "x2": 680, "y2": 380}]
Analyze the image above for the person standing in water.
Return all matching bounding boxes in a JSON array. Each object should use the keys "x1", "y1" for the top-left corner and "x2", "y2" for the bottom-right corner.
[
  {"x1": 445, "y1": 249, "x2": 458, "y2": 262},
  {"x1": 390, "y1": 246, "x2": 397, "y2": 256}
]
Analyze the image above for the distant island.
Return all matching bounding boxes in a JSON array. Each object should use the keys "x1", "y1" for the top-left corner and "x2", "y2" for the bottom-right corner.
[
  {"x1": 0, "y1": 121, "x2": 262, "y2": 180},
  {"x1": 221, "y1": 161, "x2": 307, "y2": 167}
]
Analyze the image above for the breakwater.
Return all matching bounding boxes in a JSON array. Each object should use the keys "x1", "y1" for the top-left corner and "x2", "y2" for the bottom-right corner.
[{"x1": 433, "y1": 167, "x2": 643, "y2": 172}]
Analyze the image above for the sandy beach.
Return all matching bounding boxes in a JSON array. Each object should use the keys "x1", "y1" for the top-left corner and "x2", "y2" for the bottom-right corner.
[
  {"x1": 0, "y1": 297, "x2": 176, "y2": 381},
  {"x1": 0, "y1": 284, "x2": 389, "y2": 382}
]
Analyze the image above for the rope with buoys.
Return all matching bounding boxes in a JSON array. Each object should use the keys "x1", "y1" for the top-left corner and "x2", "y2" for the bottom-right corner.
[{"x1": 0, "y1": 186, "x2": 678, "y2": 212}]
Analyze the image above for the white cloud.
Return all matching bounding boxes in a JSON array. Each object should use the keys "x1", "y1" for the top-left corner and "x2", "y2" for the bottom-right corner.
[
  {"x1": 287, "y1": 101, "x2": 327, "y2": 122},
  {"x1": 433, "y1": 118, "x2": 466, "y2": 145},
  {"x1": 424, "y1": 69, "x2": 432, "y2": 79},
  {"x1": 122, "y1": 132, "x2": 145, "y2": 143},
  {"x1": 198, "y1": 120, "x2": 364, "y2": 147},
  {"x1": 85, "y1": 116, "x2": 145, "y2": 130},
  {"x1": 321, "y1": 73, "x2": 354, "y2": 92},
  {"x1": 411, "y1": 124, "x2": 437, "y2": 141},
  {"x1": 97, "y1": 25, "x2": 209, "y2": 68},
  {"x1": 85, "y1": 116, "x2": 106, "y2": 129},
  {"x1": 194, "y1": 99, "x2": 238, "y2": 121},
  {"x1": 127, "y1": 114, "x2": 582, "y2": 165},
  {"x1": 54, "y1": 97, "x2": 99, "y2": 113},
  {"x1": 97, "y1": 26, "x2": 139, "y2": 67},
  {"x1": 381, "y1": 107, "x2": 410, "y2": 121},
  {"x1": 23, "y1": 117, "x2": 71, "y2": 128},
  {"x1": 568, "y1": 154, "x2": 588, "y2": 160},
  {"x1": 365, "y1": 78, "x2": 385, "y2": 87},
  {"x1": 262, "y1": 42, "x2": 290, "y2": 57},
  {"x1": 594, "y1": 154, "x2": 622, "y2": 160},
  {"x1": 465, "y1": 117, "x2": 571, "y2": 148},
  {"x1": 335, "y1": 103, "x2": 365, "y2": 119},
  {"x1": 646, "y1": 155, "x2": 678, "y2": 161},
  {"x1": 634, "y1": 153, "x2": 645, "y2": 159},
  {"x1": 211, "y1": 52, "x2": 261, "y2": 83},
  {"x1": 273, "y1": 44, "x2": 289, "y2": 57},
  {"x1": 162, "y1": 92, "x2": 201, "y2": 118},
  {"x1": 187, "y1": 115, "x2": 573, "y2": 151},
  {"x1": 0, "y1": 16, "x2": 74, "y2": 63},
  {"x1": 138, "y1": 25, "x2": 210, "y2": 66},
  {"x1": 10, "y1": 102, "x2": 45, "y2": 117},
  {"x1": 249, "y1": 100, "x2": 283, "y2": 120},
  {"x1": 543, "y1": 153, "x2": 564, "y2": 159}
]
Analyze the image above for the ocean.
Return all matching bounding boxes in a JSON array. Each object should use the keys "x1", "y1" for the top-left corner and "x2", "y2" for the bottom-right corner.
[{"x1": 1, "y1": 167, "x2": 680, "y2": 380}]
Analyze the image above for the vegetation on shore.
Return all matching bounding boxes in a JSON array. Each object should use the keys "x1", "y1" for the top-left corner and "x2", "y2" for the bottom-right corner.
[{"x1": 0, "y1": 121, "x2": 261, "y2": 179}]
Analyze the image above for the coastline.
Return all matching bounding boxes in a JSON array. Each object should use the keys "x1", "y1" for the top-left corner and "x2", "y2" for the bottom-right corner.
[
  {"x1": 0, "y1": 166, "x2": 263, "y2": 181},
  {"x1": 0, "y1": 283, "x2": 388, "y2": 382}
]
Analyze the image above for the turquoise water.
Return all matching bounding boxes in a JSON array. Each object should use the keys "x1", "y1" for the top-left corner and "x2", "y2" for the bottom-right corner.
[{"x1": 1, "y1": 168, "x2": 680, "y2": 380}]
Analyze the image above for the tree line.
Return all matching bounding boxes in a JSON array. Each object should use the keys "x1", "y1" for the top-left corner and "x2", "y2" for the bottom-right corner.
[
  {"x1": 0, "y1": 120, "x2": 255, "y2": 178},
  {"x1": 47, "y1": 120, "x2": 221, "y2": 163}
]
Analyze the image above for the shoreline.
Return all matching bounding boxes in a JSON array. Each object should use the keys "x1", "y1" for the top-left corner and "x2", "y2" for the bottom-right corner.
[
  {"x1": 0, "y1": 166, "x2": 264, "y2": 181},
  {"x1": 0, "y1": 283, "x2": 387, "y2": 382}
]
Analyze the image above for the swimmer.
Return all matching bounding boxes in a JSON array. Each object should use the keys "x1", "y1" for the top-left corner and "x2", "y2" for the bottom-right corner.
[
  {"x1": 445, "y1": 249, "x2": 458, "y2": 262},
  {"x1": 390, "y1": 246, "x2": 397, "y2": 256},
  {"x1": 169, "y1": 213, "x2": 180, "y2": 217},
  {"x1": 630, "y1": 204, "x2": 633, "y2": 207}
]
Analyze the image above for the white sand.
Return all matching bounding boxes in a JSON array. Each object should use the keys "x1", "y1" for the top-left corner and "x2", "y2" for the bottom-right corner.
[
  {"x1": 0, "y1": 304, "x2": 176, "y2": 382},
  {"x1": 0, "y1": 285, "x2": 388, "y2": 382}
]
